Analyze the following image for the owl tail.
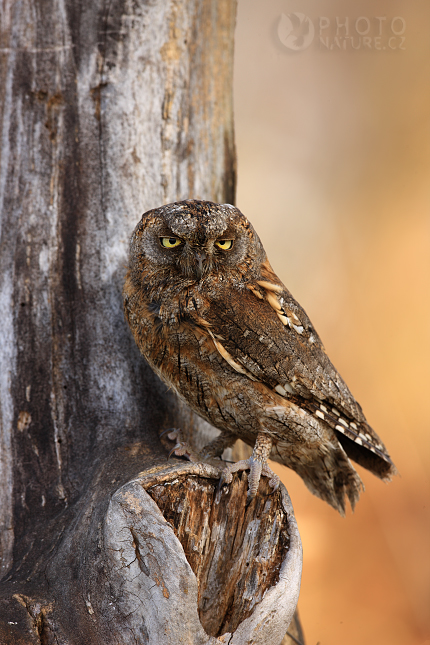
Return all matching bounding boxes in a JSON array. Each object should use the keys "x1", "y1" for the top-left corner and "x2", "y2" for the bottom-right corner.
[{"x1": 296, "y1": 444, "x2": 364, "y2": 516}]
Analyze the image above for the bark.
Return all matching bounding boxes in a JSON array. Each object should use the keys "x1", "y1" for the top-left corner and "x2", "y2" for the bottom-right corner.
[{"x1": 0, "y1": 0, "x2": 303, "y2": 642}]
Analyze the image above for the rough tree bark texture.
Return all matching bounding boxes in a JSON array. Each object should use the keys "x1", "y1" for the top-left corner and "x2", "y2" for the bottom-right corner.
[{"x1": 0, "y1": 0, "x2": 304, "y2": 643}]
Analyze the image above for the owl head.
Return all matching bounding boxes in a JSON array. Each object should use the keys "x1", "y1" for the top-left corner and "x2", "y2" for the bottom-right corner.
[{"x1": 129, "y1": 200, "x2": 266, "y2": 282}]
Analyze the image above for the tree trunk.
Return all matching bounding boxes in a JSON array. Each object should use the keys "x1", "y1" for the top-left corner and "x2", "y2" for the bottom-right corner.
[{"x1": 0, "y1": 1, "x2": 303, "y2": 642}]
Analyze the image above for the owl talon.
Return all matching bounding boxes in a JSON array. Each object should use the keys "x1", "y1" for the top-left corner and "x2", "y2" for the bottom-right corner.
[
  {"x1": 161, "y1": 428, "x2": 199, "y2": 461},
  {"x1": 160, "y1": 427, "x2": 183, "y2": 442},
  {"x1": 246, "y1": 464, "x2": 280, "y2": 503},
  {"x1": 267, "y1": 473, "x2": 280, "y2": 492},
  {"x1": 217, "y1": 474, "x2": 227, "y2": 493},
  {"x1": 167, "y1": 441, "x2": 200, "y2": 463},
  {"x1": 218, "y1": 468, "x2": 234, "y2": 492},
  {"x1": 219, "y1": 432, "x2": 280, "y2": 503},
  {"x1": 220, "y1": 457, "x2": 280, "y2": 503}
]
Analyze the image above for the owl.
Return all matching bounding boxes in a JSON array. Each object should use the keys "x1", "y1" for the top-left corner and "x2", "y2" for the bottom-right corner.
[{"x1": 123, "y1": 200, "x2": 396, "y2": 514}]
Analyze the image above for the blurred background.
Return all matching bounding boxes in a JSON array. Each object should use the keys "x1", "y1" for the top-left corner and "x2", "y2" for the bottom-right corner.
[{"x1": 233, "y1": 1, "x2": 430, "y2": 644}]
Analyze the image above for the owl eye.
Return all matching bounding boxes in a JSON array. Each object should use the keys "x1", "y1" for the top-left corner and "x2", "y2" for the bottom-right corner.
[
  {"x1": 215, "y1": 239, "x2": 233, "y2": 250},
  {"x1": 160, "y1": 237, "x2": 182, "y2": 248}
]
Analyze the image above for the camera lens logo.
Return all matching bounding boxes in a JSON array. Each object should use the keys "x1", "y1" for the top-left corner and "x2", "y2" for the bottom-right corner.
[{"x1": 278, "y1": 13, "x2": 315, "y2": 51}]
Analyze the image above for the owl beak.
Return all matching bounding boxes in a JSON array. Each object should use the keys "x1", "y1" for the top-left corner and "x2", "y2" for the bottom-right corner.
[{"x1": 194, "y1": 250, "x2": 207, "y2": 280}]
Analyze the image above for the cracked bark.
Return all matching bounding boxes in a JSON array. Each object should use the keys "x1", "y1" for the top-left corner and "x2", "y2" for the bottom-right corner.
[{"x1": 0, "y1": 0, "x2": 304, "y2": 643}]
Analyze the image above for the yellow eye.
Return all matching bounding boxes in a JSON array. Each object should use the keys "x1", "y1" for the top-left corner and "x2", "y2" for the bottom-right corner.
[
  {"x1": 215, "y1": 239, "x2": 233, "y2": 250},
  {"x1": 160, "y1": 237, "x2": 182, "y2": 248}
]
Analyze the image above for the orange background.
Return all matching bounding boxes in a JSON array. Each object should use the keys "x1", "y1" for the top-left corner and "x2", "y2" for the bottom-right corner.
[{"x1": 234, "y1": 1, "x2": 430, "y2": 644}]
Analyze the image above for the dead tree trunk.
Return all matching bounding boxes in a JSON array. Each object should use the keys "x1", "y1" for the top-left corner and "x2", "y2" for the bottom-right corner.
[{"x1": 0, "y1": 1, "x2": 303, "y2": 642}]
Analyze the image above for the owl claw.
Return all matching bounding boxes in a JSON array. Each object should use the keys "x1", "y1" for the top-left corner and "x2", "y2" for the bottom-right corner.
[
  {"x1": 218, "y1": 468, "x2": 234, "y2": 492},
  {"x1": 167, "y1": 442, "x2": 184, "y2": 460},
  {"x1": 217, "y1": 474, "x2": 226, "y2": 493},
  {"x1": 220, "y1": 456, "x2": 280, "y2": 504},
  {"x1": 160, "y1": 427, "x2": 183, "y2": 442},
  {"x1": 161, "y1": 429, "x2": 200, "y2": 462},
  {"x1": 167, "y1": 441, "x2": 200, "y2": 462}
]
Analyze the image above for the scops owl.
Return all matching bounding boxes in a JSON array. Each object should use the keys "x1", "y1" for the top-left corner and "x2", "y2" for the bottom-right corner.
[{"x1": 123, "y1": 200, "x2": 396, "y2": 514}]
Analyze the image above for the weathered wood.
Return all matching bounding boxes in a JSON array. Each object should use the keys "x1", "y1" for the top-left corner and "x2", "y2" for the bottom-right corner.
[
  {"x1": 0, "y1": 452, "x2": 303, "y2": 644},
  {"x1": 103, "y1": 462, "x2": 302, "y2": 644},
  {"x1": 148, "y1": 470, "x2": 296, "y2": 637},
  {"x1": 0, "y1": 0, "x2": 304, "y2": 642}
]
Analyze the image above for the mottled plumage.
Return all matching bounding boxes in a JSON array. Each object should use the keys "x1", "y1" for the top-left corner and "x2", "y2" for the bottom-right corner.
[{"x1": 123, "y1": 200, "x2": 396, "y2": 514}]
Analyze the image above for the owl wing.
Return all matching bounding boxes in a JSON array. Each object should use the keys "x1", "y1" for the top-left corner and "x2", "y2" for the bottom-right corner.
[{"x1": 201, "y1": 276, "x2": 395, "y2": 476}]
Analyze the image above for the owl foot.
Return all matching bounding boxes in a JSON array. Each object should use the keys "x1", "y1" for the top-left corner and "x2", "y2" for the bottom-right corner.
[
  {"x1": 219, "y1": 432, "x2": 280, "y2": 503},
  {"x1": 160, "y1": 427, "x2": 183, "y2": 442},
  {"x1": 160, "y1": 428, "x2": 200, "y2": 463}
]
